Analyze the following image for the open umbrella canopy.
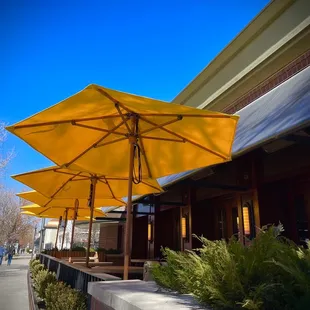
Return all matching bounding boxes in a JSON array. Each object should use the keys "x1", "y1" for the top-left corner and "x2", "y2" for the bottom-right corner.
[
  {"x1": 21, "y1": 204, "x2": 105, "y2": 219},
  {"x1": 17, "y1": 190, "x2": 125, "y2": 208},
  {"x1": 6, "y1": 84, "x2": 239, "y2": 178},
  {"x1": 12, "y1": 166, "x2": 162, "y2": 200},
  {"x1": 21, "y1": 210, "x2": 95, "y2": 221}
]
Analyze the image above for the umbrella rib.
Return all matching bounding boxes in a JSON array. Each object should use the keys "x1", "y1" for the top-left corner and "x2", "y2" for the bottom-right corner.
[
  {"x1": 139, "y1": 116, "x2": 229, "y2": 160},
  {"x1": 103, "y1": 176, "x2": 116, "y2": 199},
  {"x1": 10, "y1": 114, "x2": 120, "y2": 129},
  {"x1": 70, "y1": 177, "x2": 91, "y2": 181},
  {"x1": 140, "y1": 180, "x2": 162, "y2": 192},
  {"x1": 115, "y1": 104, "x2": 131, "y2": 133},
  {"x1": 95, "y1": 136, "x2": 128, "y2": 148},
  {"x1": 139, "y1": 117, "x2": 182, "y2": 135},
  {"x1": 136, "y1": 138, "x2": 152, "y2": 178},
  {"x1": 94, "y1": 87, "x2": 132, "y2": 134},
  {"x1": 139, "y1": 113, "x2": 234, "y2": 118},
  {"x1": 38, "y1": 206, "x2": 51, "y2": 216},
  {"x1": 72, "y1": 122, "x2": 127, "y2": 137},
  {"x1": 43, "y1": 198, "x2": 54, "y2": 208},
  {"x1": 50, "y1": 171, "x2": 82, "y2": 199},
  {"x1": 140, "y1": 136, "x2": 185, "y2": 143},
  {"x1": 104, "y1": 176, "x2": 128, "y2": 181},
  {"x1": 65, "y1": 120, "x2": 127, "y2": 167},
  {"x1": 54, "y1": 170, "x2": 90, "y2": 178},
  {"x1": 115, "y1": 198, "x2": 125, "y2": 205},
  {"x1": 98, "y1": 177, "x2": 108, "y2": 184}
]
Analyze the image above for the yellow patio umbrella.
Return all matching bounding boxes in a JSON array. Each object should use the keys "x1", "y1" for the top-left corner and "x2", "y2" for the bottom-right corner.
[
  {"x1": 13, "y1": 166, "x2": 162, "y2": 266},
  {"x1": 7, "y1": 84, "x2": 239, "y2": 279},
  {"x1": 21, "y1": 204, "x2": 105, "y2": 218},
  {"x1": 17, "y1": 190, "x2": 125, "y2": 209},
  {"x1": 18, "y1": 190, "x2": 121, "y2": 254},
  {"x1": 20, "y1": 205, "x2": 102, "y2": 250}
]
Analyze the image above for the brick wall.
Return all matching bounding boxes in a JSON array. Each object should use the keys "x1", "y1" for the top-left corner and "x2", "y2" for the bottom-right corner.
[
  {"x1": 98, "y1": 223, "x2": 118, "y2": 249},
  {"x1": 223, "y1": 49, "x2": 310, "y2": 114}
]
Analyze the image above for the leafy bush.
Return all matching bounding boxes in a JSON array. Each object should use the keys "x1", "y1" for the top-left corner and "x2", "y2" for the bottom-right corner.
[
  {"x1": 72, "y1": 246, "x2": 86, "y2": 252},
  {"x1": 33, "y1": 269, "x2": 57, "y2": 299},
  {"x1": 45, "y1": 281, "x2": 87, "y2": 310},
  {"x1": 29, "y1": 258, "x2": 40, "y2": 270},
  {"x1": 96, "y1": 248, "x2": 122, "y2": 254},
  {"x1": 29, "y1": 260, "x2": 45, "y2": 277},
  {"x1": 152, "y1": 225, "x2": 310, "y2": 310}
]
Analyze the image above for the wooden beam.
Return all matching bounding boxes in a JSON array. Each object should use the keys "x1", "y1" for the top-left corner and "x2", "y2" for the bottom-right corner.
[
  {"x1": 95, "y1": 217, "x2": 126, "y2": 221},
  {"x1": 109, "y1": 210, "x2": 155, "y2": 215},
  {"x1": 283, "y1": 134, "x2": 310, "y2": 145},
  {"x1": 189, "y1": 179, "x2": 249, "y2": 191},
  {"x1": 134, "y1": 199, "x2": 185, "y2": 206}
]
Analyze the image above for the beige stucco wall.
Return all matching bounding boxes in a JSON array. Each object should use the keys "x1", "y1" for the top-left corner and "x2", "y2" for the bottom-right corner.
[{"x1": 174, "y1": 0, "x2": 310, "y2": 111}]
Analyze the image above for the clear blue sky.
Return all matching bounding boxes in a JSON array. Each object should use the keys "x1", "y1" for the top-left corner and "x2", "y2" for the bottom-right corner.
[{"x1": 1, "y1": 0, "x2": 270, "y2": 191}]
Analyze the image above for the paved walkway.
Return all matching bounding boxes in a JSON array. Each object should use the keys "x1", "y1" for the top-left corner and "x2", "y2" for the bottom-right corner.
[{"x1": 0, "y1": 255, "x2": 31, "y2": 310}]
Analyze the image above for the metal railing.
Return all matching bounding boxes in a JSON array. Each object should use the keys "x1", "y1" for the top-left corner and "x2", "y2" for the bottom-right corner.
[{"x1": 39, "y1": 254, "x2": 120, "y2": 294}]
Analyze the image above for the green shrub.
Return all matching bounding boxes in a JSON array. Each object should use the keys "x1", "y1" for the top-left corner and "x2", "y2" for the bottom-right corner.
[
  {"x1": 29, "y1": 259, "x2": 43, "y2": 276},
  {"x1": 29, "y1": 259, "x2": 40, "y2": 270},
  {"x1": 31, "y1": 263, "x2": 45, "y2": 278},
  {"x1": 45, "y1": 282, "x2": 87, "y2": 310},
  {"x1": 105, "y1": 248, "x2": 122, "y2": 254},
  {"x1": 72, "y1": 246, "x2": 86, "y2": 252},
  {"x1": 95, "y1": 248, "x2": 122, "y2": 254},
  {"x1": 152, "y1": 225, "x2": 310, "y2": 310},
  {"x1": 96, "y1": 247, "x2": 106, "y2": 252},
  {"x1": 33, "y1": 269, "x2": 57, "y2": 299}
]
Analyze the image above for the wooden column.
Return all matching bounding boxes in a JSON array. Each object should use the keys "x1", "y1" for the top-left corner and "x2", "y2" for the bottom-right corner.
[
  {"x1": 252, "y1": 157, "x2": 262, "y2": 233},
  {"x1": 180, "y1": 186, "x2": 192, "y2": 251},
  {"x1": 287, "y1": 181, "x2": 298, "y2": 243},
  {"x1": 235, "y1": 193, "x2": 244, "y2": 244}
]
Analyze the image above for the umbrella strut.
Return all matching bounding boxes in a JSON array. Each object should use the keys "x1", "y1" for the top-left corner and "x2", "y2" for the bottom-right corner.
[
  {"x1": 54, "y1": 216, "x2": 62, "y2": 254},
  {"x1": 86, "y1": 177, "x2": 97, "y2": 268},
  {"x1": 61, "y1": 209, "x2": 68, "y2": 250}
]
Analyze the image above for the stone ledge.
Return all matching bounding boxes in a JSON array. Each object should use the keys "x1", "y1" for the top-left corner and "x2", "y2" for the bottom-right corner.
[{"x1": 88, "y1": 280, "x2": 210, "y2": 310}]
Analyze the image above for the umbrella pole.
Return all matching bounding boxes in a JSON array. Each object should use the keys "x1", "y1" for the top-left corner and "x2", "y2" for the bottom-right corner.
[
  {"x1": 54, "y1": 216, "x2": 62, "y2": 256},
  {"x1": 86, "y1": 178, "x2": 97, "y2": 268},
  {"x1": 69, "y1": 199, "x2": 79, "y2": 261},
  {"x1": 69, "y1": 217, "x2": 76, "y2": 260},
  {"x1": 61, "y1": 209, "x2": 68, "y2": 250},
  {"x1": 123, "y1": 136, "x2": 135, "y2": 280}
]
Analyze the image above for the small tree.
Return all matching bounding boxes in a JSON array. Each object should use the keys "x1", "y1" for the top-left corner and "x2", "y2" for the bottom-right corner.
[
  {"x1": 0, "y1": 121, "x2": 14, "y2": 179},
  {"x1": 0, "y1": 189, "x2": 38, "y2": 245}
]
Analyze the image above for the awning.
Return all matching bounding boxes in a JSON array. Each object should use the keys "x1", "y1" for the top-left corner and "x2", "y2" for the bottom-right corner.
[{"x1": 159, "y1": 65, "x2": 310, "y2": 188}]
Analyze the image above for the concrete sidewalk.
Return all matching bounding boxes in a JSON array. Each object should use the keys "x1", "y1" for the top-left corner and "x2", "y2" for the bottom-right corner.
[{"x1": 0, "y1": 256, "x2": 30, "y2": 310}]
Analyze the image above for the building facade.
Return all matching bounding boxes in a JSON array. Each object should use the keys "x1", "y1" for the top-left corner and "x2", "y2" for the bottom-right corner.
[{"x1": 100, "y1": 0, "x2": 310, "y2": 259}]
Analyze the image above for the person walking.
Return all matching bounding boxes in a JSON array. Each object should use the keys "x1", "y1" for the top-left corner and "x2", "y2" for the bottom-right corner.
[
  {"x1": 7, "y1": 247, "x2": 14, "y2": 266},
  {"x1": 0, "y1": 245, "x2": 5, "y2": 266}
]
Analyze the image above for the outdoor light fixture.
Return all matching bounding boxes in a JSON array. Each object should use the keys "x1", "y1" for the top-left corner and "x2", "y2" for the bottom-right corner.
[
  {"x1": 148, "y1": 222, "x2": 153, "y2": 242},
  {"x1": 242, "y1": 205, "x2": 251, "y2": 235},
  {"x1": 181, "y1": 216, "x2": 187, "y2": 239}
]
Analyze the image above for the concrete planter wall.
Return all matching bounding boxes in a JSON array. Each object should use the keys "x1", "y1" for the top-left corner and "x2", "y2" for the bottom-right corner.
[
  {"x1": 27, "y1": 270, "x2": 40, "y2": 310},
  {"x1": 88, "y1": 280, "x2": 210, "y2": 310}
]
